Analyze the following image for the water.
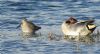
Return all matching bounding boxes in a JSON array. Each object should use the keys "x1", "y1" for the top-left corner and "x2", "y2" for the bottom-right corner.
[{"x1": 0, "y1": 0, "x2": 100, "y2": 54}]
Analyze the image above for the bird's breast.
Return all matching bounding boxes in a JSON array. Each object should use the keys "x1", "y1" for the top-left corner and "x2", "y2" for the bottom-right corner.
[
  {"x1": 61, "y1": 22, "x2": 91, "y2": 36},
  {"x1": 21, "y1": 23, "x2": 33, "y2": 33}
]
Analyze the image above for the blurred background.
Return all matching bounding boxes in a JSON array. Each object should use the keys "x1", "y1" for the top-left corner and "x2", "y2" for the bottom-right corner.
[{"x1": 0, "y1": 0, "x2": 100, "y2": 54}]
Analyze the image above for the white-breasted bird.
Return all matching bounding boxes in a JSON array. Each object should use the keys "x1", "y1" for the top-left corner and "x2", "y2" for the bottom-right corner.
[{"x1": 61, "y1": 17, "x2": 96, "y2": 38}]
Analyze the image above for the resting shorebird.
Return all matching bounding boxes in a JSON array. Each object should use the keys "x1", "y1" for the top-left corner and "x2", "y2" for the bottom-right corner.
[
  {"x1": 21, "y1": 18, "x2": 41, "y2": 34},
  {"x1": 61, "y1": 17, "x2": 96, "y2": 38}
]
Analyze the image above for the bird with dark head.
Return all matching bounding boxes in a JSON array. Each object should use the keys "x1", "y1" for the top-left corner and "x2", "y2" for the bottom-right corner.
[
  {"x1": 65, "y1": 17, "x2": 78, "y2": 24},
  {"x1": 21, "y1": 18, "x2": 41, "y2": 34},
  {"x1": 61, "y1": 17, "x2": 96, "y2": 38}
]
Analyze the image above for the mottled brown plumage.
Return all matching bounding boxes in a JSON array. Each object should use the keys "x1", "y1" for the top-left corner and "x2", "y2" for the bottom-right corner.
[{"x1": 21, "y1": 18, "x2": 41, "y2": 34}]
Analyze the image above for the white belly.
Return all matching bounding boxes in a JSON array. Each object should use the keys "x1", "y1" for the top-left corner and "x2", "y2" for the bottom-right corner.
[
  {"x1": 65, "y1": 31, "x2": 79, "y2": 36},
  {"x1": 61, "y1": 22, "x2": 90, "y2": 36}
]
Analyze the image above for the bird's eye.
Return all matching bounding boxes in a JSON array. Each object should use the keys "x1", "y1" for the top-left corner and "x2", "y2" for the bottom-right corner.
[{"x1": 66, "y1": 21, "x2": 70, "y2": 23}]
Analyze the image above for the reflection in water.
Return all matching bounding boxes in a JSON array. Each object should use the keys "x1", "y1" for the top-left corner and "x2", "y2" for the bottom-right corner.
[
  {"x1": 48, "y1": 32, "x2": 62, "y2": 41},
  {"x1": 0, "y1": 0, "x2": 100, "y2": 54},
  {"x1": 11, "y1": 28, "x2": 100, "y2": 44},
  {"x1": 73, "y1": 43, "x2": 82, "y2": 54},
  {"x1": 21, "y1": 32, "x2": 41, "y2": 38},
  {"x1": 64, "y1": 35, "x2": 95, "y2": 43}
]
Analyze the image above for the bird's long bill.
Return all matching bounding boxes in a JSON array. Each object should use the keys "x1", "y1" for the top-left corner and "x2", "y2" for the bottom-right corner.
[{"x1": 16, "y1": 24, "x2": 21, "y2": 29}]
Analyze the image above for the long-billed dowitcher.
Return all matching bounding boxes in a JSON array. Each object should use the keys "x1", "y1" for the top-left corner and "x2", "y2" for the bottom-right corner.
[{"x1": 21, "y1": 18, "x2": 41, "y2": 34}]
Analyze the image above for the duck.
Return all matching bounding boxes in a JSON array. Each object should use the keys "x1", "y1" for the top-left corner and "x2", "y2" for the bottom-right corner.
[
  {"x1": 61, "y1": 17, "x2": 96, "y2": 38},
  {"x1": 21, "y1": 18, "x2": 41, "y2": 34}
]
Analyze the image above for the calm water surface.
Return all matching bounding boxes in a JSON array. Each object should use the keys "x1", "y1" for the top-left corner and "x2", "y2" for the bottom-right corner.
[{"x1": 0, "y1": 0, "x2": 100, "y2": 54}]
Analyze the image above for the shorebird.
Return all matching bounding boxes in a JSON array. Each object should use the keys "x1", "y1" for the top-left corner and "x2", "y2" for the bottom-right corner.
[
  {"x1": 61, "y1": 17, "x2": 96, "y2": 38},
  {"x1": 21, "y1": 18, "x2": 41, "y2": 34}
]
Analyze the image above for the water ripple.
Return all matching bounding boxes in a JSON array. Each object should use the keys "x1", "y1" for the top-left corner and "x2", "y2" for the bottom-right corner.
[{"x1": 0, "y1": 0, "x2": 100, "y2": 54}]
